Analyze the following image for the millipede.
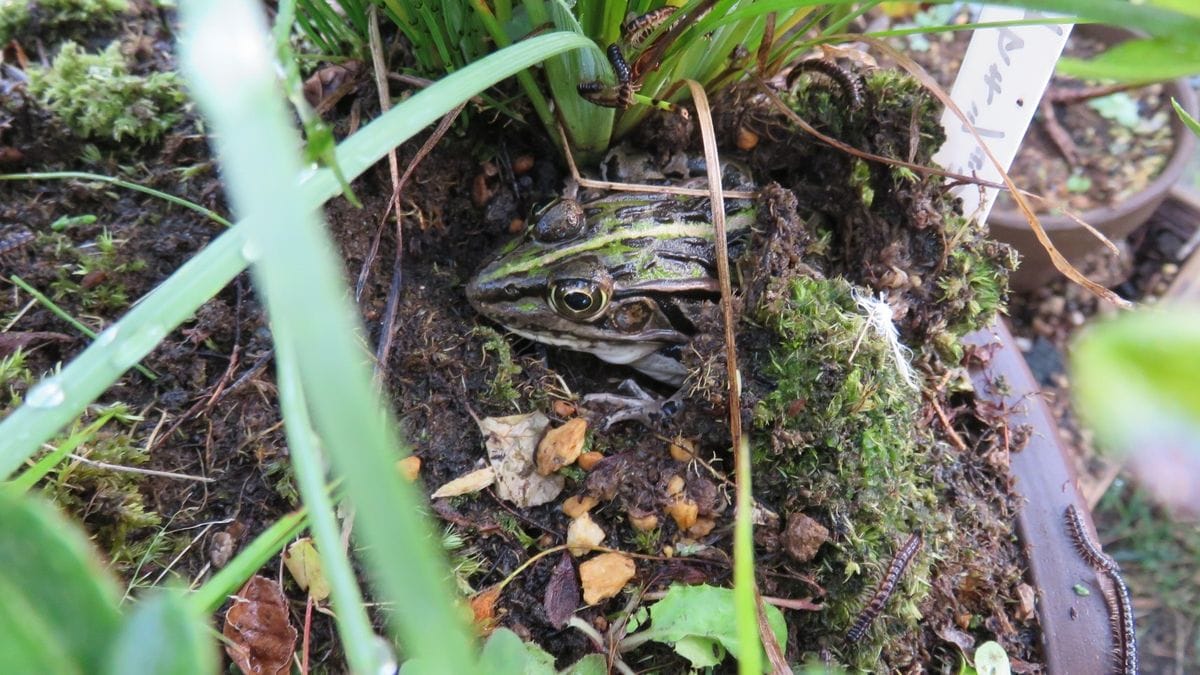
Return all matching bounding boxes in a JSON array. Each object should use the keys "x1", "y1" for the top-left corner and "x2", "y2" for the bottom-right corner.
[
  {"x1": 607, "y1": 44, "x2": 632, "y2": 85},
  {"x1": 786, "y1": 59, "x2": 865, "y2": 110},
  {"x1": 622, "y1": 7, "x2": 675, "y2": 48},
  {"x1": 845, "y1": 532, "x2": 922, "y2": 644},
  {"x1": 1064, "y1": 504, "x2": 1137, "y2": 675}
]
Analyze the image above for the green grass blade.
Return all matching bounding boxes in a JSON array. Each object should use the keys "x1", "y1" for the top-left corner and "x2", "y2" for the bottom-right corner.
[{"x1": 0, "y1": 30, "x2": 593, "y2": 478}]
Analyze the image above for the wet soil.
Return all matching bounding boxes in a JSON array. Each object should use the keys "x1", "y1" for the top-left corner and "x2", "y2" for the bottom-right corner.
[{"x1": 0, "y1": 7, "x2": 1067, "y2": 673}]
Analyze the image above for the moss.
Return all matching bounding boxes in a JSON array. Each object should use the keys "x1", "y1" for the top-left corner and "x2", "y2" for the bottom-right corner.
[
  {"x1": 746, "y1": 275, "x2": 944, "y2": 666},
  {"x1": 0, "y1": 0, "x2": 127, "y2": 43},
  {"x1": 29, "y1": 41, "x2": 185, "y2": 145},
  {"x1": 476, "y1": 325, "x2": 523, "y2": 405}
]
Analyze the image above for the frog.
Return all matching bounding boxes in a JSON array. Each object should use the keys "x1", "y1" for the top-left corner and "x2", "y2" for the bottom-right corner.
[{"x1": 466, "y1": 164, "x2": 758, "y2": 420}]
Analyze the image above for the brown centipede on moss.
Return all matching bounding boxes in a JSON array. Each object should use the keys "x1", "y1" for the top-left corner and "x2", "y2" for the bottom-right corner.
[
  {"x1": 786, "y1": 58, "x2": 866, "y2": 110},
  {"x1": 1064, "y1": 504, "x2": 1137, "y2": 675},
  {"x1": 844, "y1": 532, "x2": 922, "y2": 644}
]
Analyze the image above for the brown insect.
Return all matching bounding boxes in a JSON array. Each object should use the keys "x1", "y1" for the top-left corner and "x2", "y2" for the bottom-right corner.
[
  {"x1": 845, "y1": 532, "x2": 922, "y2": 644},
  {"x1": 1064, "y1": 505, "x2": 1137, "y2": 675}
]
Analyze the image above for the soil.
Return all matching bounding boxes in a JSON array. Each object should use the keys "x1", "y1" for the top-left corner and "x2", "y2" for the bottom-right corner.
[{"x1": 0, "y1": 6, "x2": 1089, "y2": 673}]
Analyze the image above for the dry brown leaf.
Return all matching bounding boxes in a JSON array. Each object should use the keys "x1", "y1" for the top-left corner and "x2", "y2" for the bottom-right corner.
[
  {"x1": 579, "y1": 553, "x2": 636, "y2": 605},
  {"x1": 536, "y1": 418, "x2": 588, "y2": 475},
  {"x1": 480, "y1": 412, "x2": 564, "y2": 507},
  {"x1": 223, "y1": 575, "x2": 297, "y2": 675},
  {"x1": 431, "y1": 466, "x2": 495, "y2": 499},
  {"x1": 543, "y1": 553, "x2": 580, "y2": 629},
  {"x1": 470, "y1": 584, "x2": 503, "y2": 635}
]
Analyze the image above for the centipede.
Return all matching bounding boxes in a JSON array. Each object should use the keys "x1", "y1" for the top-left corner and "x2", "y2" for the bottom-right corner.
[
  {"x1": 845, "y1": 532, "x2": 922, "y2": 644},
  {"x1": 1064, "y1": 505, "x2": 1137, "y2": 675},
  {"x1": 786, "y1": 59, "x2": 865, "y2": 110},
  {"x1": 622, "y1": 7, "x2": 676, "y2": 48}
]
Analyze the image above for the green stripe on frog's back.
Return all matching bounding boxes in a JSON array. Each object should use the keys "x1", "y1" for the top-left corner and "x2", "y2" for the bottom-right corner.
[{"x1": 474, "y1": 194, "x2": 756, "y2": 285}]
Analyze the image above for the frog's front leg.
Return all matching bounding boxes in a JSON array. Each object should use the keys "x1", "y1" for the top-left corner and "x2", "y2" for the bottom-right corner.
[{"x1": 583, "y1": 379, "x2": 685, "y2": 429}]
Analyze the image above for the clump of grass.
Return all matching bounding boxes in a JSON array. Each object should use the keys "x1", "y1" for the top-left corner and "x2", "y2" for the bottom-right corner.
[
  {"x1": 48, "y1": 228, "x2": 147, "y2": 312},
  {"x1": 29, "y1": 41, "x2": 186, "y2": 144},
  {"x1": 0, "y1": 0, "x2": 127, "y2": 43}
]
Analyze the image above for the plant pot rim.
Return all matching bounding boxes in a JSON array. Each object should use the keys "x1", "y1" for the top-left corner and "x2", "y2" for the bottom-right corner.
[{"x1": 989, "y1": 29, "x2": 1199, "y2": 231}]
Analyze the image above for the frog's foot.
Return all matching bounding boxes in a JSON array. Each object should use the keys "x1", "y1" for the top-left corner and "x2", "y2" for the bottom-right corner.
[{"x1": 583, "y1": 379, "x2": 684, "y2": 429}]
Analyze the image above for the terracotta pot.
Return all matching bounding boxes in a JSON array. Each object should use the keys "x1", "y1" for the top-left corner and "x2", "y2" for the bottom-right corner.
[
  {"x1": 987, "y1": 25, "x2": 1200, "y2": 291},
  {"x1": 965, "y1": 320, "x2": 1124, "y2": 674}
]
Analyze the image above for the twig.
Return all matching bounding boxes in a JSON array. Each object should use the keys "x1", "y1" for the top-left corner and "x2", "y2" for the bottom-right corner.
[{"x1": 1038, "y1": 97, "x2": 1079, "y2": 166}]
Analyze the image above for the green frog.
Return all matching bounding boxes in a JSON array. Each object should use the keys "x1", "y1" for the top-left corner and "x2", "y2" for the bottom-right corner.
[{"x1": 467, "y1": 173, "x2": 757, "y2": 401}]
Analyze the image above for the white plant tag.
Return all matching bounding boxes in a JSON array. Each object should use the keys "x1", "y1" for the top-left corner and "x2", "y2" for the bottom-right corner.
[{"x1": 931, "y1": 6, "x2": 1074, "y2": 225}]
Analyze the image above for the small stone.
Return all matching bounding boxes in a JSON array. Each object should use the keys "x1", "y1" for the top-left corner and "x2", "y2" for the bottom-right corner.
[
  {"x1": 736, "y1": 126, "x2": 759, "y2": 151},
  {"x1": 668, "y1": 437, "x2": 697, "y2": 462},
  {"x1": 579, "y1": 553, "x2": 636, "y2": 605},
  {"x1": 567, "y1": 512, "x2": 605, "y2": 556},
  {"x1": 687, "y1": 517, "x2": 716, "y2": 537},
  {"x1": 665, "y1": 474, "x2": 686, "y2": 498},
  {"x1": 512, "y1": 154, "x2": 535, "y2": 175},
  {"x1": 577, "y1": 451, "x2": 604, "y2": 471},
  {"x1": 562, "y1": 494, "x2": 599, "y2": 519},
  {"x1": 781, "y1": 512, "x2": 829, "y2": 563},
  {"x1": 210, "y1": 531, "x2": 235, "y2": 568},
  {"x1": 552, "y1": 400, "x2": 577, "y2": 418},
  {"x1": 508, "y1": 217, "x2": 525, "y2": 234},
  {"x1": 666, "y1": 497, "x2": 699, "y2": 531},
  {"x1": 536, "y1": 418, "x2": 588, "y2": 475},
  {"x1": 628, "y1": 509, "x2": 658, "y2": 532},
  {"x1": 396, "y1": 456, "x2": 421, "y2": 482}
]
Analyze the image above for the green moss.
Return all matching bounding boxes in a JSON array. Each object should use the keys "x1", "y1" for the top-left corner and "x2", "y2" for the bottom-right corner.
[
  {"x1": 48, "y1": 228, "x2": 147, "y2": 312},
  {"x1": 0, "y1": 0, "x2": 127, "y2": 43},
  {"x1": 476, "y1": 325, "x2": 523, "y2": 405},
  {"x1": 747, "y1": 275, "x2": 943, "y2": 665},
  {"x1": 29, "y1": 41, "x2": 185, "y2": 144},
  {"x1": 936, "y1": 215, "x2": 1019, "y2": 338}
]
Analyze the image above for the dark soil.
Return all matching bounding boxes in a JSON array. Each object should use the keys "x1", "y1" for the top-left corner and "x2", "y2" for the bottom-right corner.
[{"x1": 0, "y1": 6, "x2": 1077, "y2": 674}]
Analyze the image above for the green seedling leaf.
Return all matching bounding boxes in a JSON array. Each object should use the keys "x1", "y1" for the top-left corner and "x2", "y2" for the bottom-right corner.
[
  {"x1": 1058, "y1": 37, "x2": 1200, "y2": 83},
  {"x1": 0, "y1": 489, "x2": 122, "y2": 671},
  {"x1": 477, "y1": 628, "x2": 556, "y2": 675},
  {"x1": 560, "y1": 654, "x2": 607, "y2": 675},
  {"x1": 973, "y1": 641, "x2": 1011, "y2": 675},
  {"x1": 1173, "y1": 97, "x2": 1200, "y2": 137},
  {"x1": 621, "y1": 583, "x2": 787, "y2": 671},
  {"x1": 104, "y1": 590, "x2": 216, "y2": 675},
  {"x1": 1087, "y1": 93, "x2": 1142, "y2": 129}
]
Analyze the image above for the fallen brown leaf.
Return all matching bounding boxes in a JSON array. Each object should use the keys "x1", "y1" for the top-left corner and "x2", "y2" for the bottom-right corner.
[
  {"x1": 543, "y1": 553, "x2": 580, "y2": 629},
  {"x1": 223, "y1": 575, "x2": 297, "y2": 675}
]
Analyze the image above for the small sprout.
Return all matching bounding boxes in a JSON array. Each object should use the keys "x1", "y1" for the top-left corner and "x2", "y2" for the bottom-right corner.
[
  {"x1": 1066, "y1": 171, "x2": 1093, "y2": 194},
  {"x1": 1072, "y1": 583, "x2": 1091, "y2": 597}
]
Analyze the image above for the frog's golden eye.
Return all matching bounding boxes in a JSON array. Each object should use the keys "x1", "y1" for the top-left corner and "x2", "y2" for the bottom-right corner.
[
  {"x1": 548, "y1": 279, "x2": 610, "y2": 320},
  {"x1": 533, "y1": 200, "x2": 586, "y2": 243}
]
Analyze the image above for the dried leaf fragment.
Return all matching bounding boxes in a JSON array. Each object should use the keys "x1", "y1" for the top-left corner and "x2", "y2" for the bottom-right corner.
[
  {"x1": 283, "y1": 538, "x2": 331, "y2": 602},
  {"x1": 431, "y1": 466, "x2": 495, "y2": 499},
  {"x1": 470, "y1": 584, "x2": 503, "y2": 635},
  {"x1": 396, "y1": 455, "x2": 421, "y2": 482},
  {"x1": 536, "y1": 418, "x2": 588, "y2": 475},
  {"x1": 480, "y1": 412, "x2": 564, "y2": 507},
  {"x1": 580, "y1": 553, "x2": 636, "y2": 605},
  {"x1": 223, "y1": 575, "x2": 297, "y2": 675},
  {"x1": 543, "y1": 553, "x2": 580, "y2": 629}
]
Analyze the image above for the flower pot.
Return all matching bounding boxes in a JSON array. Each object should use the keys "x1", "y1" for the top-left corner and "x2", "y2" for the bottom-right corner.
[
  {"x1": 987, "y1": 25, "x2": 1199, "y2": 292},
  {"x1": 965, "y1": 319, "x2": 1127, "y2": 674}
]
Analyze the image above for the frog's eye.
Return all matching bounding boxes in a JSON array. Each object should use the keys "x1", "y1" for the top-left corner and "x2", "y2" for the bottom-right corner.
[
  {"x1": 533, "y1": 200, "x2": 586, "y2": 243},
  {"x1": 548, "y1": 278, "x2": 610, "y2": 320}
]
